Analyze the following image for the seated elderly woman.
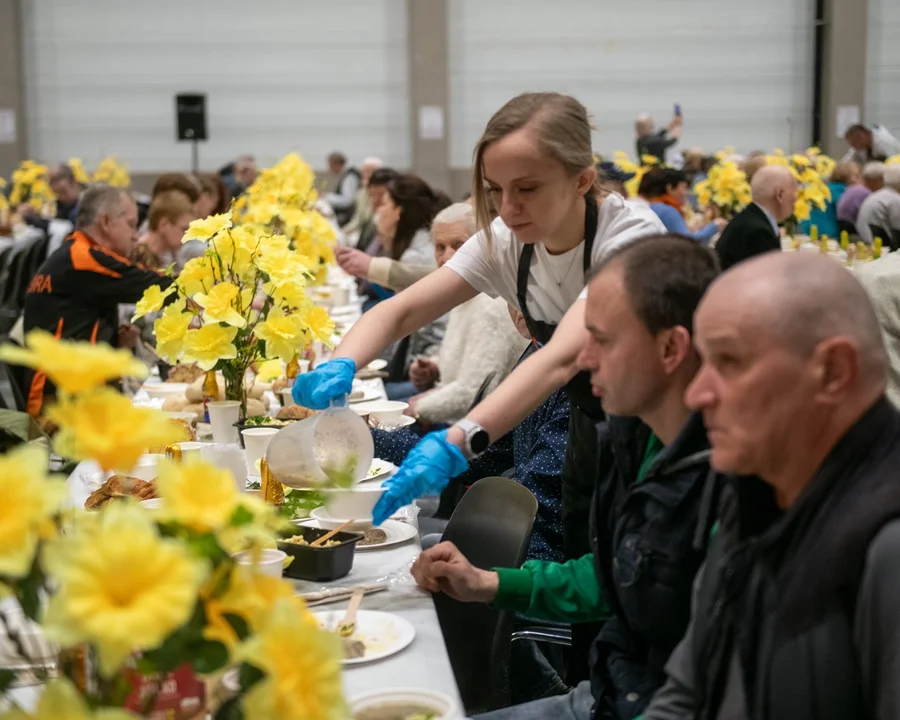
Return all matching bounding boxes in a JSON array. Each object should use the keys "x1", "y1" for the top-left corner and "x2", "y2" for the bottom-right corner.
[
  {"x1": 641, "y1": 167, "x2": 726, "y2": 244},
  {"x1": 376, "y1": 203, "x2": 529, "y2": 416}
]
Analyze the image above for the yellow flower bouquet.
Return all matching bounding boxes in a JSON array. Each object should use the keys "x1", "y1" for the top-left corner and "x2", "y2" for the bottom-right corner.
[
  {"x1": 8, "y1": 160, "x2": 56, "y2": 215},
  {"x1": 0, "y1": 333, "x2": 346, "y2": 720},
  {"x1": 693, "y1": 154, "x2": 752, "y2": 219},
  {"x1": 766, "y1": 149, "x2": 832, "y2": 232},
  {"x1": 233, "y1": 153, "x2": 337, "y2": 285},
  {"x1": 133, "y1": 209, "x2": 334, "y2": 415}
]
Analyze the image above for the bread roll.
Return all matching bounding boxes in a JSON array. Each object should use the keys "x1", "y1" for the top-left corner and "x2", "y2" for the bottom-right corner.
[
  {"x1": 162, "y1": 395, "x2": 190, "y2": 412},
  {"x1": 246, "y1": 398, "x2": 267, "y2": 417}
]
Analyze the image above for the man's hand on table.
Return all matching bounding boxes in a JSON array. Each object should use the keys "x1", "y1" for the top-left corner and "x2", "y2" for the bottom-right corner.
[{"x1": 411, "y1": 541, "x2": 499, "y2": 604}]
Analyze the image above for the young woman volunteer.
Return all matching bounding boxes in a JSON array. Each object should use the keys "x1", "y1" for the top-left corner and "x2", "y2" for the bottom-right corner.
[{"x1": 294, "y1": 91, "x2": 664, "y2": 559}]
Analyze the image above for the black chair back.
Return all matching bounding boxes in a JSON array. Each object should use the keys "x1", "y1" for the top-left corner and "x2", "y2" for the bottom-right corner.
[
  {"x1": 0, "y1": 335, "x2": 26, "y2": 412},
  {"x1": 837, "y1": 219, "x2": 857, "y2": 237},
  {"x1": 869, "y1": 224, "x2": 891, "y2": 246},
  {"x1": 433, "y1": 476, "x2": 538, "y2": 713}
]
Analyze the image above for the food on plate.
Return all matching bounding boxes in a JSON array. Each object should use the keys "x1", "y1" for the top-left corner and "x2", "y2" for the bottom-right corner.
[
  {"x1": 275, "y1": 405, "x2": 315, "y2": 421},
  {"x1": 355, "y1": 705, "x2": 438, "y2": 720},
  {"x1": 281, "y1": 534, "x2": 340, "y2": 548},
  {"x1": 341, "y1": 636, "x2": 366, "y2": 660},
  {"x1": 85, "y1": 475, "x2": 157, "y2": 509},
  {"x1": 166, "y1": 364, "x2": 205, "y2": 384},
  {"x1": 359, "y1": 528, "x2": 388, "y2": 547},
  {"x1": 349, "y1": 390, "x2": 365, "y2": 401},
  {"x1": 244, "y1": 416, "x2": 291, "y2": 428}
]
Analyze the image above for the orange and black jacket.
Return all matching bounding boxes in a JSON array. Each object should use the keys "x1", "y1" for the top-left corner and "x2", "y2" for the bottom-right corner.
[{"x1": 23, "y1": 230, "x2": 173, "y2": 415}]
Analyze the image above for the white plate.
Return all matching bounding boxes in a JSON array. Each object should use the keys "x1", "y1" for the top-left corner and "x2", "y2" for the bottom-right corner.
[
  {"x1": 365, "y1": 359, "x2": 388, "y2": 372},
  {"x1": 313, "y1": 610, "x2": 415, "y2": 666},
  {"x1": 369, "y1": 415, "x2": 416, "y2": 431},
  {"x1": 309, "y1": 506, "x2": 372, "y2": 530},
  {"x1": 347, "y1": 390, "x2": 381, "y2": 404},
  {"x1": 363, "y1": 459, "x2": 397, "y2": 483},
  {"x1": 299, "y1": 518, "x2": 416, "y2": 551}
]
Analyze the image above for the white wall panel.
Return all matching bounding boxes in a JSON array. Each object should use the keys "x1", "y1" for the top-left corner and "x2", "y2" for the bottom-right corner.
[
  {"x1": 449, "y1": 0, "x2": 815, "y2": 167},
  {"x1": 866, "y1": 0, "x2": 900, "y2": 132},
  {"x1": 21, "y1": 0, "x2": 410, "y2": 172}
]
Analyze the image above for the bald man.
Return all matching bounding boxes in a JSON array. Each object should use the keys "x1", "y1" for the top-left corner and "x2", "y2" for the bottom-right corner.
[
  {"x1": 713, "y1": 164, "x2": 797, "y2": 270},
  {"x1": 643, "y1": 252, "x2": 900, "y2": 720}
]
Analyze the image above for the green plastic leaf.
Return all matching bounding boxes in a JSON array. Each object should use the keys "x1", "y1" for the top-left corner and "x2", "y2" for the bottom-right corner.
[
  {"x1": 229, "y1": 505, "x2": 254, "y2": 528},
  {"x1": 190, "y1": 640, "x2": 229, "y2": 675},
  {"x1": 222, "y1": 613, "x2": 250, "y2": 641},
  {"x1": 0, "y1": 668, "x2": 16, "y2": 695},
  {"x1": 214, "y1": 697, "x2": 244, "y2": 720}
]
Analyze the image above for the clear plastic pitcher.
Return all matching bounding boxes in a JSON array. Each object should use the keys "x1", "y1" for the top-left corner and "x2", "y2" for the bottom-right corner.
[{"x1": 264, "y1": 407, "x2": 374, "y2": 489}]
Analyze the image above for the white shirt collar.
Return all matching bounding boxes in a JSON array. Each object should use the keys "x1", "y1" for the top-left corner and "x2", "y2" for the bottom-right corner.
[{"x1": 754, "y1": 202, "x2": 780, "y2": 236}]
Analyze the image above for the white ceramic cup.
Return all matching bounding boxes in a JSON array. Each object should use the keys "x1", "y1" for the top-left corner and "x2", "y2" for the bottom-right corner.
[
  {"x1": 165, "y1": 441, "x2": 205, "y2": 462},
  {"x1": 367, "y1": 401, "x2": 409, "y2": 427},
  {"x1": 207, "y1": 400, "x2": 241, "y2": 444},
  {"x1": 242, "y1": 428, "x2": 279, "y2": 476},
  {"x1": 232, "y1": 549, "x2": 286, "y2": 578}
]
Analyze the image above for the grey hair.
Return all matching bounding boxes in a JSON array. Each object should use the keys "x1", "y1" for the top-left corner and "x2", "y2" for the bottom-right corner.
[
  {"x1": 883, "y1": 165, "x2": 900, "y2": 191},
  {"x1": 362, "y1": 157, "x2": 383, "y2": 168},
  {"x1": 433, "y1": 202, "x2": 477, "y2": 236},
  {"x1": 76, "y1": 184, "x2": 132, "y2": 229},
  {"x1": 862, "y1": 161, "x2": 886, "y2": 181}
]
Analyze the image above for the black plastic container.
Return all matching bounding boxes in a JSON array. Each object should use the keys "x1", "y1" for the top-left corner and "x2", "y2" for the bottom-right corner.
[{"x1": 278, "y1": 526, "x2": 363, "y2": 581}]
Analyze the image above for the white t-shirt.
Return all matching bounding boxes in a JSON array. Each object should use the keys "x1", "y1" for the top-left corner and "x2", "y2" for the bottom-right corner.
[{"x1": 445, "y1": 193, "x2": 666, "y2": 324}]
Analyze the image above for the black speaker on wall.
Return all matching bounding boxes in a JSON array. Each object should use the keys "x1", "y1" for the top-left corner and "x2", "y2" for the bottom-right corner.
[{"x1": 175, "y1": 93, "x2": 207, "y2": 141}]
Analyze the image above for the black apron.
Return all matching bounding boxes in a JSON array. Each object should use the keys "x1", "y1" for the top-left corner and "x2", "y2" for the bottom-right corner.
[{"x1": 515, "y1": 194, "x2": 605, "y2": 683}]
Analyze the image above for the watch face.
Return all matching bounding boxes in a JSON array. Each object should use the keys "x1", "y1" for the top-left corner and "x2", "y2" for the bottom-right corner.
[{"x1": 471, "y1": 429, "x2": 490, "y2": 455}]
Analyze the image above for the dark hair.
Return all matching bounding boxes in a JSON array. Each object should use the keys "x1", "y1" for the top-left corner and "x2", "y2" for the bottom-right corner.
[
  {"x1": 590, "y1": 234, "x2": 719, "y2": 335},
  {"x1": 368, "y1": 168, "x2": 398, "y2": 188},
  {"x1": 152, "y1": 173, "x2": 201, "y2": 203},
  {"x1": 385, "y1": 174, "x2": 438, "y2": 261},
  {"x1": 844, "y1": 124, "x2": 869, "y2": 137},
  {"x1": 196, "y1": 173, "x2": 229, "y2": 214},
  {"x1": 638, "y1": 167, "x2": 686, "y2": 198},
  {"x1": 700, "y1": 155, "x2": 718, "y2": 173},
  {"x1": 328, "y1": 152, "x2": 347, "y2": 165},
  {"x1": 50, "y1": 164, "x2": 76, "y2": 184},
  {"x1": 433, "y1": 190, "x2": 452, "y2": 215}
]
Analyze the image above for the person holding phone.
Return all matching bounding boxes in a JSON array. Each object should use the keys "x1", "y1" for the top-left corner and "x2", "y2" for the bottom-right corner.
[{"x1": 635, "y1": 105, "x2": 684, "y2": 163}]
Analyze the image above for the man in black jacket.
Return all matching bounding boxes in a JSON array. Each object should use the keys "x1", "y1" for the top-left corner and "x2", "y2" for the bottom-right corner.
[
  {"x1": 643, "y1": 251, "x2": 900, "y2": 720},
  {"x1": 411, "y1": 235, "x2": 721, "y2": 720},
  {"x1": 714, "y1": 165, "x2": 796, "y2": 270}
]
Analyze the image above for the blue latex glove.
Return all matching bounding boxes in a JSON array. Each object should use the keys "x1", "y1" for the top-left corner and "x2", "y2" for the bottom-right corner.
[
  {"x1": 290, "y1": 357, "x2": 356, "y2": 409},
  {"x1": 372, "y1": 430, "x2": 469, "y2": 525}
]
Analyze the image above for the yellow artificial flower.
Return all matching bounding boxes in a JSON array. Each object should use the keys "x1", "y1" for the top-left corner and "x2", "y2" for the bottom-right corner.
[
  {"x1": 300, "y1": 305, "x2": 335, "y2": 345},
  {"x1": 155, "y1": 458, "x2": 268, "y2": 533},
  {"x1": 0, "y1": 677, "x2": 138, "y2": 720},
  {"x1": 0, "y1": 330, "x2": 147, "y2": 394},
  {"x1": 153, "y1": 299, "x2": 192, "y2": 363},
  {"x1": 182, "y1": 212, "x2": 233, "y2": 243},
  {"x1": 254, "y1": 307, "x2": 306, "y2": 363},
  {"x1": 131, "y1": 283, "x2": 176, "y2": 321},
  {"x1": 256, "y1": 359, "x2": 284, "y2": 382},
  {"x1": 42, "y1": 502, "x2": 208, "y2": 676},
  {"x1": 48, "y1": 388, "x2": 185, "y2": 471},
  {"x1": 887, "y1": 154, "x2": 900, "y2": 166},
  {"x1": 212, "y1": 230, "x2": 255, "y2": 279},
  {"x1": 236, "y1": 599, "x2": 346, "y2": 720},
  {"x1": 271, "y1": 281, "x2": 308, "y2": 310},
  {"x1": 0, "y1": 446, "x2": 66, "y2": 579},
  {"x1": 67, "y1": 158, "x2": 91, "y2": 185},
  {"x1": 177, "y1": 255, "x2": 217, "y2": 297},
  {"x1": 181, "y1": 325, "x2": 239, "y2": 371},
  {"x1": 791, "y1": 154, "x2": 812, "y2": 167},
  {"x1": 204, "y1": 570, "x2": 302, "y2": 648},
  {"x1": 193, "y1": 282, "x2": 247, "y2": 328}
]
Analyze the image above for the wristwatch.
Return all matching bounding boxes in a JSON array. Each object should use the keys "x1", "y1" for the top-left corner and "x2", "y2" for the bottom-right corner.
[{"x1": 454, "y1": 419, "x2": 491, "y2": 460}]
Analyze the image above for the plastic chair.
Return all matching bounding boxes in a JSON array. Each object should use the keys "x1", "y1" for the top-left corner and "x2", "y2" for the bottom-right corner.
[
  {"x1": 432, "y1": 476, "x2": 538, "y2": 714},
  {"x1": 0, "y1": 336, "x2": 26, "y2": 412}
]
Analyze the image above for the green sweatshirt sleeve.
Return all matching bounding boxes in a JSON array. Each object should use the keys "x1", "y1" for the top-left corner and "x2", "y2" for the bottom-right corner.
[{"x1": 491, "y1": 553, "x2": 611, "y2": 624}]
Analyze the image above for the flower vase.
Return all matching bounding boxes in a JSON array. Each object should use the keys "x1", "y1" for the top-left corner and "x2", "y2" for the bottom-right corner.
[{"x1": 221, "y1": 364, "x2": 247, "y2": 420}]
